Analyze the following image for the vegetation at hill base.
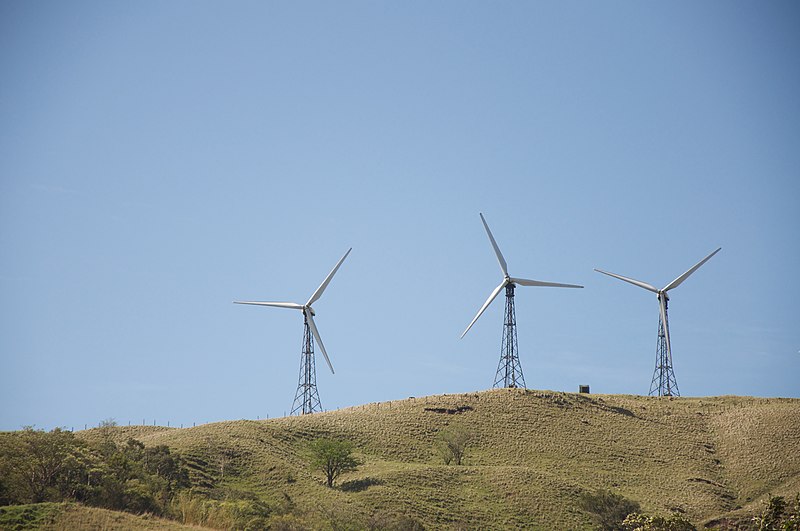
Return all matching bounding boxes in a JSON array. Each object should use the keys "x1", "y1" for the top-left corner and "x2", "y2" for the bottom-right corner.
[
  {"x1": 1, "y1": 389, "x2": 799, "y2": 530},
  {"x1": 752, "y1": 494, "x2": 800, "y2": 531},
  {"x1": 0, "y1": 423, "x2": 189, "y2": 519}
]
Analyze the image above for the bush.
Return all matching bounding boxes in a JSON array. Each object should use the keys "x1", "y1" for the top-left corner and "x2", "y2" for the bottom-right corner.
[
  {"x1": 623, "y1": 512, "x2": 695, "y2": 531},
  {"x1": 754, "y1": 494, "x2": 800, "y2": 531}
]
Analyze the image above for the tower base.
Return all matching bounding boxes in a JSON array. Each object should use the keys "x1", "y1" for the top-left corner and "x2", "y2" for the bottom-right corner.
[
  {"x1": 649, "y1": 300, "x2": 679, "y2": 397},
  {"x1": 494, "y1": 283, "x2": 526, "y2": 389},
  {"x1": 291, "y1": 316, "x2": 323, "y2": 415}
]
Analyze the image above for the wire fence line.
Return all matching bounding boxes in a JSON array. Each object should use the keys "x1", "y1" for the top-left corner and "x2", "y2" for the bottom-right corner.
[
  {"x1": 67, "y1": 396, "x2": 453, "y2": 431},
  {"x1": 69, "y1": 416, "x2": 274, "y2": 432}
]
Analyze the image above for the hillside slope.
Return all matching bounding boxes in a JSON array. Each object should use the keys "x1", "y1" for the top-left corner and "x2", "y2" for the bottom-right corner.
[
  {"x1": 82, "y1": 389, "x2": 800, "y2": 529},
  {"x1": 0, "y1": 502, "x2": 205, "y2": 530}
]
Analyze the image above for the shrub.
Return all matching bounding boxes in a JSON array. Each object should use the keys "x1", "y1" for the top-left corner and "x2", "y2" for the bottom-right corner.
[
  {"x1": 753, "y1": 494, "x2": 800, "y2": 531},
  {"x1": 622, "y1": 512, "x2": 696, "y2": 531}
]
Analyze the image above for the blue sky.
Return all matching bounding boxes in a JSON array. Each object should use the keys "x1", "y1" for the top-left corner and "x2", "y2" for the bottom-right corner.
[{"x1": 1, "y1": 1, "x2": 798, "y2": 430}]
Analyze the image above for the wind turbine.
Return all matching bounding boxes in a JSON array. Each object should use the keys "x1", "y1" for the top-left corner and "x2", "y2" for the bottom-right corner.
[
  {"x1": 235, "y1": 248, "x2": 351, "y2": 415},
  {"x1": 594, "y1": 247, "x2": 721, "y2": 397},
  {"x1": 461, "y1": 213, "x2": 583, "y2": 388}
]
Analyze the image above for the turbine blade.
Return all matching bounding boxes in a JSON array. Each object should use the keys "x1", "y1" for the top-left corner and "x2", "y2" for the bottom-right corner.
[
  {"x1": 306, "y1": 313, "x2": 335, "y2": 374},
  {"x1": 663, "y1": 247, "x2": 722, "y2": 292},
  {"x1": 233, "y1": 301, "x2": 304, "y2": 309},
  {"x1": 480, "y1": 213, "x2": 508, "y2": 277},
  {"x1": 512, "y1": 277, "x2": 584, "y2": 289},
  {"x1": 461, "y1": 280, "x2": 508, "y2": 338},
  {"x1": 593, "y1": 269, "x2": 659, "y2": 293},
  {"x1": 658, "y1": 295, "x2": 672, "y2": 363},
  {"x1": 306, "y1": 248, "x2": 352, "y2": 307}
]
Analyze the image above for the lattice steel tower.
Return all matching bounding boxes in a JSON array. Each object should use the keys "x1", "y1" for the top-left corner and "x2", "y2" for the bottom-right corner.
[
  {"x1": 234, "y1": 248, "x2": 351, "y2": 417},
  {"x1": 461, "y1": 213, "x2": 583, "y2": 389},
  {"x1": 649, "y1": 295, "x2": 679, "y2": 396},
  {"x1": 292, "y1": 314, "x2": 323, "y2": 415},
  {"x1": 494, "y1": 283, "x2": 526, "y2": 388}
]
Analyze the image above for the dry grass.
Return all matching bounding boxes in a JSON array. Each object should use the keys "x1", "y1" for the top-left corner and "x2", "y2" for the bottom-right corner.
[
  {"x1": 44, "y1": 505, "x2": 202, "y2": 530},
  {"x1": 74, "y1": 389, "x2": 799, "y2": 529}
]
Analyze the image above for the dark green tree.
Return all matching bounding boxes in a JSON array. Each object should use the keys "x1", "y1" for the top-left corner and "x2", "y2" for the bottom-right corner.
[
  {"x1": 139, "y1": 443, "x2": 189, "y2": 489},
  {"x1": 0, "y1": 427, "x2": 88, "y2": 503}
]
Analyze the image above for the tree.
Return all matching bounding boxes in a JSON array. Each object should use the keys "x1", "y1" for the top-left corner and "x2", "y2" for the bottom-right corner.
[
  {"x1": 141, "y1": 444, "x2": 189, "y2": 491},
  {"x1": 308, "y1": 438, "x2": 360, "y2": 488},
  {"x1": 436, "y1": 424, "x2": 472, "y2": 465},
  {"x1": 1, "y1": 427, "x2": 88, "y2": 503},
  {"x1": 99, "y1": 418, "x2": 118, "y2": 429}
]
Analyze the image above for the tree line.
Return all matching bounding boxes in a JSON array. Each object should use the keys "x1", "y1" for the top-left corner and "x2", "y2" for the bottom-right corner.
[{"x1": 0, "y1": 426, "x2": 188, "y2": 515}]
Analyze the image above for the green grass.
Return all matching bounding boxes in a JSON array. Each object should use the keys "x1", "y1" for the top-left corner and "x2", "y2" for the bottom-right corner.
[
  {"x1": 70, "y1": 389, "x2": 800, "y2": 529},
  {"x1": 0, "y1": 503, "x2": 63, "y2": 530}
]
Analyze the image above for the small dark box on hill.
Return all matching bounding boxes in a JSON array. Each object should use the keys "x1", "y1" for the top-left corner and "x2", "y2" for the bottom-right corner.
[{"x1": 579, "y1": 385, "x2": 590, "y2": 394}]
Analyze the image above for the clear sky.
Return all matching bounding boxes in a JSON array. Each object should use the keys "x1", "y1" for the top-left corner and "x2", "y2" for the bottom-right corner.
[{"x1": 1, "y1": 1, "x2": 798, "y2": 431}]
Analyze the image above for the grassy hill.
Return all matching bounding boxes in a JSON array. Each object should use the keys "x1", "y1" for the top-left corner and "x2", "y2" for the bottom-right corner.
[{"x1": 73, "y1": 389, "x2": 800, "y2": 529}]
